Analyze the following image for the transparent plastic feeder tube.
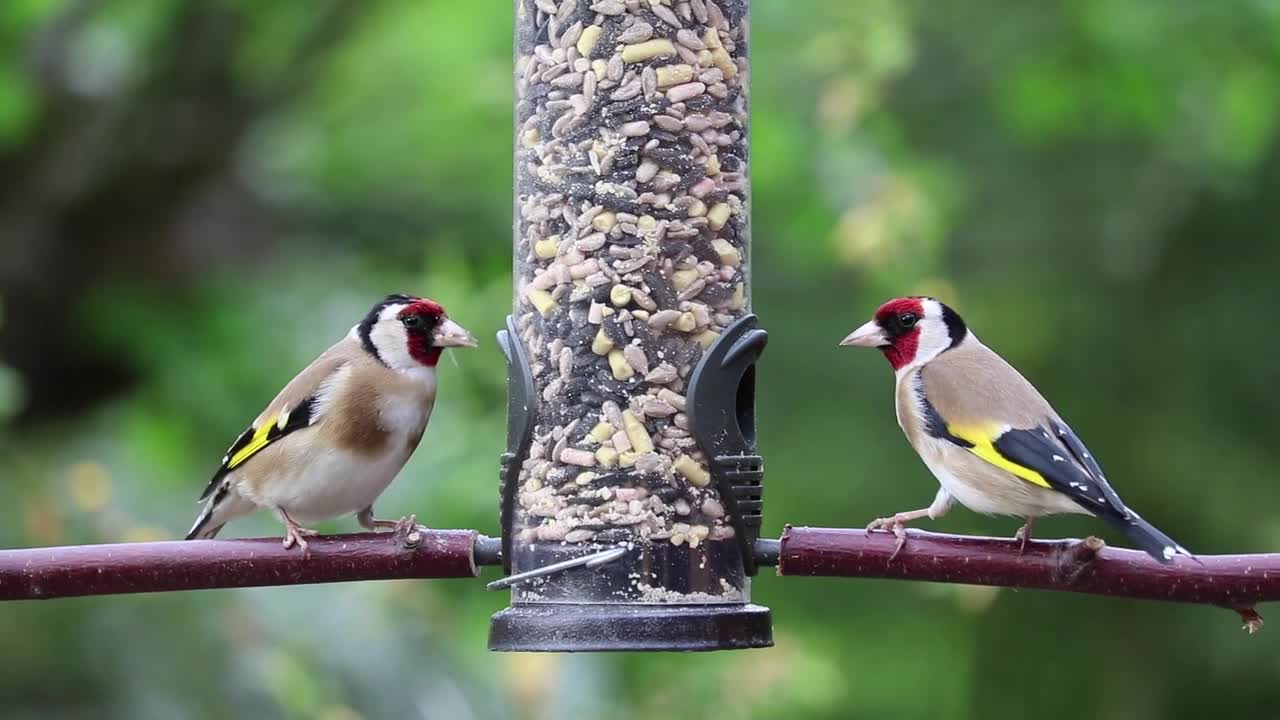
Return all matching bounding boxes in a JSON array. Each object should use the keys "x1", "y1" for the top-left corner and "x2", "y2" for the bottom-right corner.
[{"x1": 512, "y1": 0, "x2": 751, "y2": 605}]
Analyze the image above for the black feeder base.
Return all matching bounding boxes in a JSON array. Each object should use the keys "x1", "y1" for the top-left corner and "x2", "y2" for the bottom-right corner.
[{"x1": 488, "y1": 602, "x2": 773, "y2": 652}]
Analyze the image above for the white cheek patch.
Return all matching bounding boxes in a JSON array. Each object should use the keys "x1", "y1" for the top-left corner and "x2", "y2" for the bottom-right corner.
[
  {"x1": 894, "y1": 300, "x2": 952, "y2": 376},
  {"x1": 368, "y1": 305, "x2": 417, "y2": 370},
  {"x1": 920, "y1": 302, "x2": 952, "y2": 355}
]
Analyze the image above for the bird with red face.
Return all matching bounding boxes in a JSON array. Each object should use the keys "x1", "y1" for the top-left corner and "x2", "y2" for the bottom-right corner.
[
  {"x1": 841, "y1": 296, "x2": 1192, "y2": 563},
  {"x1": 186, "y1": 294, "x2": 477, "y2": 550}
]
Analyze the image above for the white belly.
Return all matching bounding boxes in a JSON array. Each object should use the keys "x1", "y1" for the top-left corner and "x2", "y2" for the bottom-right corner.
[
  {"x1": 259, "y1": 444, "x2": 412, "y2": 523},
  {"x1": 919, "y1": 437, "x2": 1087, "y2": 518},
  {"x1": 921, "y1": 451, "x2": 1009, "y2": 516}
]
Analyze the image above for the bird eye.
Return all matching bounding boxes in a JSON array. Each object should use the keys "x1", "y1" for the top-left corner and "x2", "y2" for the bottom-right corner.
[
  {"x1": 402, "y1": 315, "x2": 422, "y2": 329},
  {"x1": 900, "y1": 312, "x2": 918, "y2": 328}
]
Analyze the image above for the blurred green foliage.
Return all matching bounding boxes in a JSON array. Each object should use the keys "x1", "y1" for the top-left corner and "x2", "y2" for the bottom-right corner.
[{"x1": 3, "y1": 1, "x2": 1280, "y2": 718}]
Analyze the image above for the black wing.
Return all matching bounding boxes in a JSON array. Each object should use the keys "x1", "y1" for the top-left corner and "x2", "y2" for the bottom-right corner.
[
  {"x1": 994, "y1": 420, "x2": 1190, "y2": 562},
  {"x1": 196, "y1": 396, "x2": 318, "y2": 501},
  {"x1": 991, "y1": 420, "x2": 1129, "y2": 522}
]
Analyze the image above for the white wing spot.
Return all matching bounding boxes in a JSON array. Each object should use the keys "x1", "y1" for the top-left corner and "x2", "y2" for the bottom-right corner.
[
  {"x1": 277, "y1": 409, "x2": 291, "y2": 430},
  {"x1": 1162, "y1": 546, "x2": 1176, "y2": 561},
  {"x1": 1042, "y1": 431, "x2": 1052, "y2": 440},
  {"x1": 1052, "y1": 454, "x2": 1065, "y2": 462}
]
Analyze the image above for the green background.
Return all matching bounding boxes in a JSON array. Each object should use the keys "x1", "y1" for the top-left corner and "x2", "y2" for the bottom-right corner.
[{"x1": 2, "y1": 1, "x2": 1279, "y2": 718}]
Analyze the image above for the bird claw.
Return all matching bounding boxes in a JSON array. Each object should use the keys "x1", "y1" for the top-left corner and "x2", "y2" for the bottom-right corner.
[
  {"x1": 369, "y1": 514, "x2": 419, "y2": 537},
  {"x1": 281, "y1": 524, "x2": 318, "y2": 552},
  {"x1": 866, "y1": 515, "x2": 912, "y2": 561},
  {"x1": 865, "y1": 515, "x2": 895, "y2": 533},
  {"x1": 393, "y1": 514, "x2": 419, "y2": 538},
  {"x1": 1014, "y1": 520, "x2": 1034, "y2": 555}
]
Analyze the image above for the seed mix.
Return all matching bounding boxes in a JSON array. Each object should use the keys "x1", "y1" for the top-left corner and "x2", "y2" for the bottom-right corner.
[{"x1": 514, "y1": 0, "x2": 750, "y2": 549}]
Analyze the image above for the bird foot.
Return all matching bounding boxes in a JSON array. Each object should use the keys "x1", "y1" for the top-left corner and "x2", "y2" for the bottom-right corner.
[
  {"x1": 865, "y1": 514, "x2": 915, "y2": 561},
  {"x1": 1014, "y1": 518, "x2": 1036, "y2": 554},
  {"x1": 369, "y1": 514, "x2": 419, "y2": 537},
  {"x1": 281, "y1": 522, "x2": 319, "y2": 552}
]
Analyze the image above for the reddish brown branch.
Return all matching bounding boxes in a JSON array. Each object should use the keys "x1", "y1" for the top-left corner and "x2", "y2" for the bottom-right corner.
[
  {"x1": 1235, "y1": 607, "x2": 1265, "y2": 634},
  {"x1": 778, "y1": 527, "x2": 1278, "y2": 626},
  {"x1": 0, "y1": 530, "x2": 482, "y2": 601}
]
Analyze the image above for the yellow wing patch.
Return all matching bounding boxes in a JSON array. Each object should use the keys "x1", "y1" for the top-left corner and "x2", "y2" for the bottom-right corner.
[
  {"x1": 947, "y1": 421, "x2": 1052, "y2": 489},
  {"x1": 227, "y1": 413, "x2": 279, "y2": 470}
]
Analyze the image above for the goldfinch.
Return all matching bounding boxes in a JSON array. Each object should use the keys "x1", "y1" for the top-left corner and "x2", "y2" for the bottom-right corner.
[
  {"x1": 841, "y1": 296, "x2": 1192, "y2": 563},
  {"x1": 186, "y1": 294, "x2": 477, "y2": 550}
]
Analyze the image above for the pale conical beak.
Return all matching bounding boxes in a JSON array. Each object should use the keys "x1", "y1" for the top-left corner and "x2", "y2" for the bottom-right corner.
[
  {"x1": 839, "y1": 321, "x2": 888, "y2": 348},
  {"x1": 432, "y1": 318, "x2": 479, "y2": 348}
]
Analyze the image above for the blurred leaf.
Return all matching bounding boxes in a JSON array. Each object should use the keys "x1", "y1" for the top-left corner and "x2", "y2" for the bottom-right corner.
[{"x1": 0, "y1": 62, "x2": 36, "y2": 147}]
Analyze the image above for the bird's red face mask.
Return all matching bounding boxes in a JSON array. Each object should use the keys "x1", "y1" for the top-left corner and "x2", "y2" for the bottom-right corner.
[
  {"x1": 840, "y1": 298, "x2": 925, "y2": 371},
  {"x1": 397, "y1": 299, "x2": 477, "y2": 367}
]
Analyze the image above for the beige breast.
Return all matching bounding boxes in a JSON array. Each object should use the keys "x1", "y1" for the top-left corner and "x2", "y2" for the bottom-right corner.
[
  {"x1": 235, "y1": 348, "x2": 437, "y2": 499},
  {"x1": 894, "y1": 368, "x2": 928, "y2": 451}
]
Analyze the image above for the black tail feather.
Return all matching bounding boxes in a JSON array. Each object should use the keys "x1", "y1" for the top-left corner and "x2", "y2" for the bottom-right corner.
[
  {"x1": 185, "y1": 484, "x2": 229, "y2": 540},
  {"x1": 1108, "y1": 512, "x2": 1192, "y2": 564},
  {"x1": 185, "y1": 506, "x2": 216, "y2": 540},
  {"x1": 185, "y1": 516, "x2": 225, "y2": 541}
]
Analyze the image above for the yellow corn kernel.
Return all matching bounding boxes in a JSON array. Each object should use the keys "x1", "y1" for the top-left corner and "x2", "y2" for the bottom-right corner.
[
  {"x1": 609, "y1": 284, "x2": 633, "y2": 307},
  {"x1": 577, "y1": 24, "x2": 602, "y2": 57},
  {"x1": 534, "y1": 236, "x2": 559, "y2": 259},
  {"x1": 622, "y1": 39, "x2": 677, "y2": 63},
  {"x1": 674, "y1": 454, "x2": 711, "y2": 487},
  {"x1": 608, "y1": 349, "x2": 636, "y2": 381},
  {"x1": 527, "y1": 289, "x2": 557, "y2": 317},
  {"x1": 711, "y1": 238, "x2": 740, "y2": 267},
  {"x1": 707, "y1": 203, "x2": 732, "y2": 231},
  {"x1": 592, "y1": 328, "x2": 615, "y2": 355},
  {"x1": 622, "y1": 410, "x2": 655, "y2": 454},
  {"x1": 589, "y1": 422, "x2": 616, "y2": 443},
  {"x1": 592, "y1": 211, "x2": 617, "y2": 231},
  {"x1": 595, "y1": 447, "x2": 619, "y2": 467},
  {"x1": 655, "y1": 64, "x2": 695, "y2": 88},
  {"x1": 711, "y1": 47, "x2": 737, "y2": 79},
  {"x1": 672, "y1": 268, "x2": 699, "y2": 291},
  {"x1": 694, "y1": 330, "x2": 719, "y2": 349}
]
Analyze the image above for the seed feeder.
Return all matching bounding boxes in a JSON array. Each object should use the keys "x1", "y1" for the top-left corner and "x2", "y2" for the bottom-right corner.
[{"x1": 489, "y1": 0, "x2": 768, "y2": 651}]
